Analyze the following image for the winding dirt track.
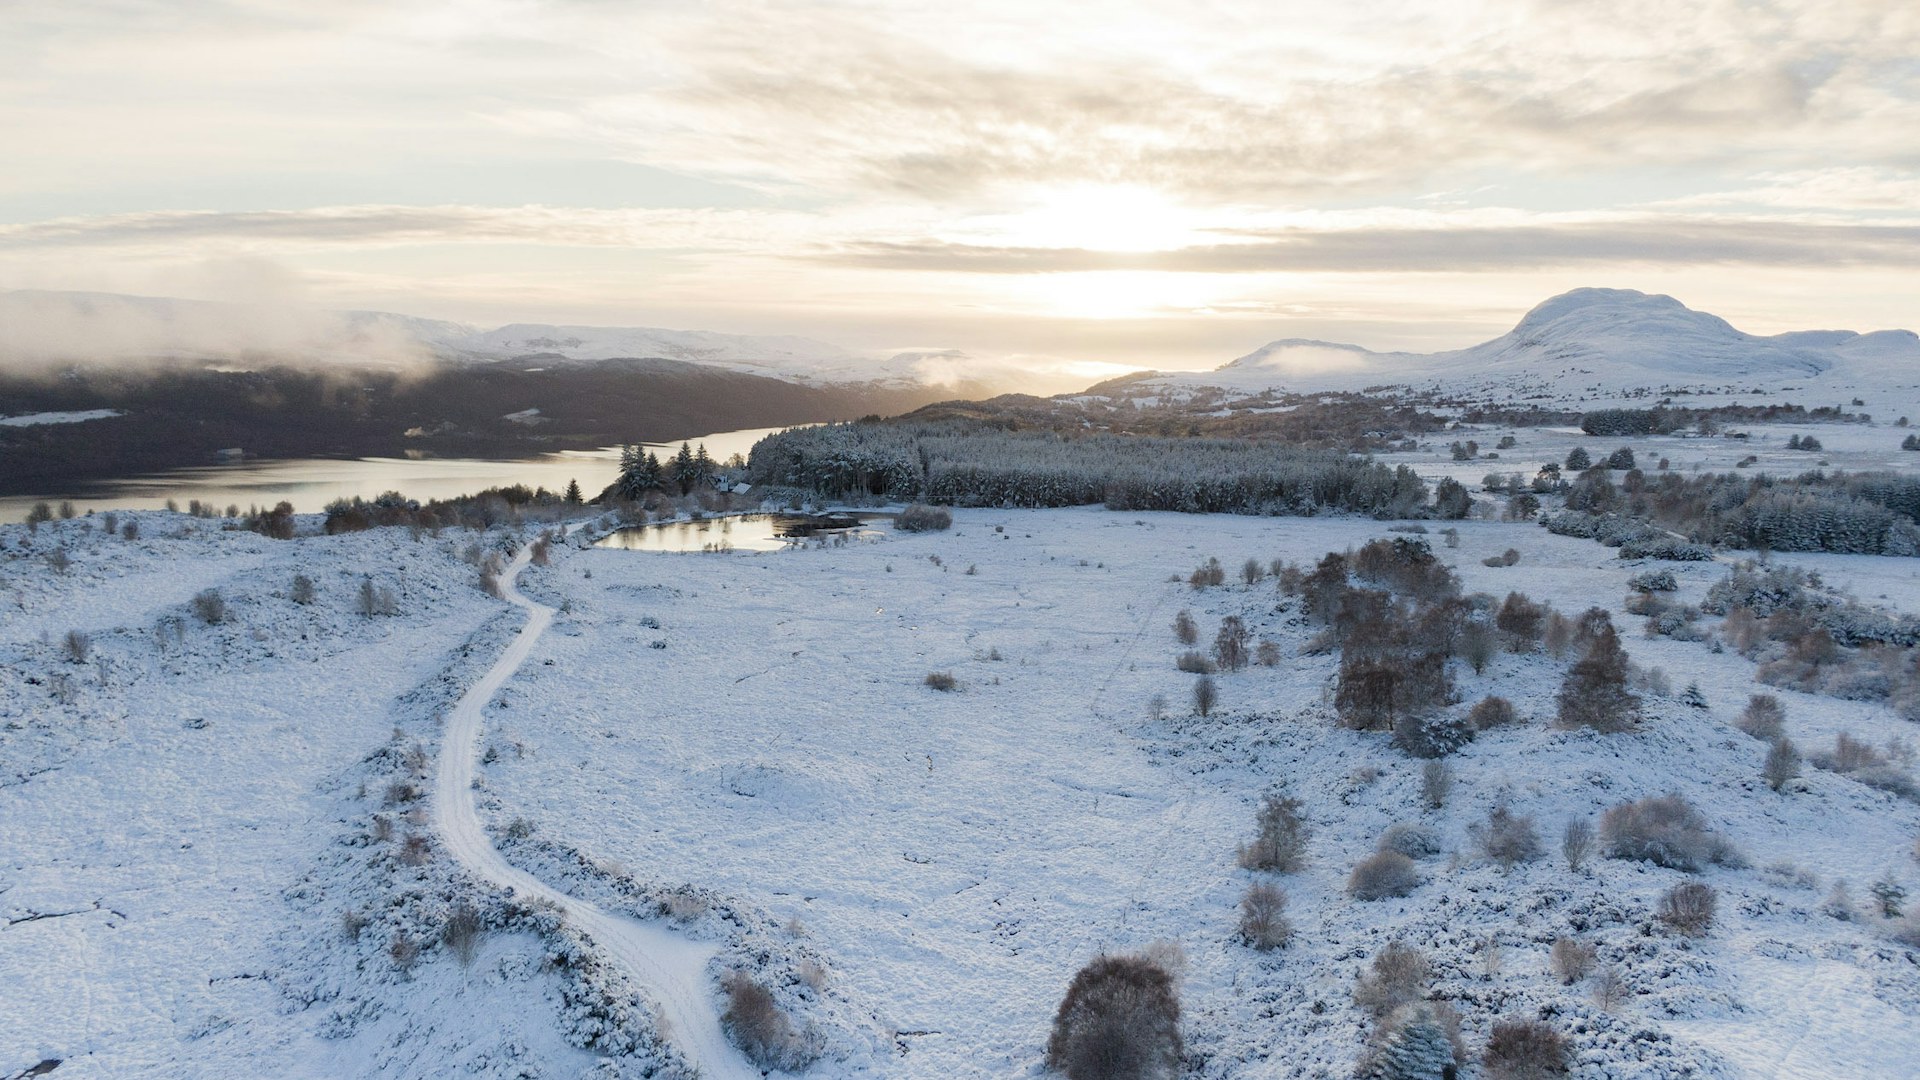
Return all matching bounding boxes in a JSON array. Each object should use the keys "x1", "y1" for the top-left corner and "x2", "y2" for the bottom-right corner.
[{"x1": 432, "y1": 540, "x2": 759, "y2": 1080}]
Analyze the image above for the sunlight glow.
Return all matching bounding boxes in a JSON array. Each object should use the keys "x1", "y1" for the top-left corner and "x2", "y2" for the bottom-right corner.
[{"x1": 959, "y1": 185, "x2": 1209, "y2": 252}]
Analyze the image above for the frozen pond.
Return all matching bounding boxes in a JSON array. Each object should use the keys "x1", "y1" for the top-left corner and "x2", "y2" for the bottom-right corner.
[{"x1": 594, "y1": 512, "x2": 891, "y2": 553}]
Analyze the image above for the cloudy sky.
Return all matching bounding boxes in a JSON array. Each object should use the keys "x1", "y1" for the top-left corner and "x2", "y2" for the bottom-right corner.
[{"x1": 3, "y1": 0, "x2": 1917, "y2": 371}]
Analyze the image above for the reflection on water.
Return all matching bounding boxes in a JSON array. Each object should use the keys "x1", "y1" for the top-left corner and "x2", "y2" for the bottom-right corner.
[
  {"x1": 0, "y1": 425, "x2": 796, "y2": 524},
  {"x1": 595, "y1": 513, "x2": 890, "y2": 553}
]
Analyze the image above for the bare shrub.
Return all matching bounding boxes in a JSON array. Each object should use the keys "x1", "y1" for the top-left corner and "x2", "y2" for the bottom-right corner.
[
  {"x1": 1193, "y1": 675, "x2": 1218, "y2": 716},
  {"x1": 1469, "y1": 695, "x2": 1517, "y2": 729},
  {"x1": 1046, "y1": 953, "x2": 1183, "y2": 1080},
  {"x1": 291, "y1": 574, "x2": 316, "y2": 605},
  {"x1": 1353, "y1": 941, "x2": 1431, "y2": 1020},
  {"x1": 357, "y1": 577, "x2": 398, "y2": 617},
  {"x1": 191, "y1": 588, "x2": 226, "y2": 625},
  {"x1": 1173, "y1": 610, "x2": 1198, "y2": 645},
  {"x1": 1477, "y1": 805, "x2": 1544, "y2": 869},
  {"x1": 895, "y1": 503, "x2": 952, "y2": 532},
  {"x1": 370, "y1": 814, "x2": 394, "y2": 842},
  {"x1": 1348, "y1": 850, "x2": 1421, "y2": 900},
  {"x1": 340, "y1": 909, "x2": 369, "y2": 942},
  {"x1": 720, "y1": 969, "x2": 814, "y2": 1069},
  {"x1": 1238, "y1": 882, "x2": 1292, "y2": 951},
  {"x1": 1591, "y1": 965, "x2": 1627, "y2": 1011},
  {"x1": 1601, "y1": 794, "x2": 1737, "y2": 871},
  {"x1": 1550, "y1": 937, "x2": 1595, "y2": 984},
  {"x1": 384, "y1": 780, "x2": 419, "y2": 806},
  {"x1": 1379, "y1": 823, "x2": 1442, "y2": 860},
  {"x1": 398, "y1": 834, "x2": 433, "y2": 866},
  {"x1": 1736, "y1": 694, "x2": 1786, "y2": 739},
  {"x1": 1255, "y1": 640, "x2": 1282, "y2": 667},
  {"x1": 1420, "y1": 760, "x2": 1452, "y2": 810},
  {"x1": 529, "y1": 536, "x2": 551, "y2": 565},
  {"x1": 62, "y1": 630, "x2": 91, "y2": 664},
  {"x1": 389, "y1": 931, "x2": 419, "y2": 974},
  {"x1": 1562, "y1": 818, "x2": 1595, "y2": 872},
  {"x1": 47, "y1": 549, "x2": 71, "y2": 574},
  {"x1": 1212, "y1": 616, "x2": 1250, "y2": 672},
  {"x1": 1483, "y1": 1018, "x2": 1571, "y2": 1080},
  {"x1": 1459, "y1": 621, "x2": 1497, "y2": 674},
  {"x1": 1241, "y1": 557, "x2": 1265, "y2": 585},
  {"x1": 924, "y1": 671, "x2": 958, "y2": 691},
  {"x1": 1237, "y1": 793, "x2": 1310, "y2": 872},
  {"x1": 1496, "y1": 592, "x2": 1547, "y2": 648},
  {"x1": 1658, "y1": 881, "x2": 1717, "y2": 935},
  {"x1": 443, "y1": 902, "x2": 483, "y2": 966},
  {"x1": 1482, "y1": 548, "x2": 1522, "y2": 568},
  {"x1": 1175, "y1": 650, "x2": 1215, "y2": 674},
  {"x1": 122, "y1": 521, "x2": 139, "y2": 541},
  {"x1": 1764, "y1": 738, "x2": 1803, "y2": 792},
  {"x1": 1188, "y1": 557, "x2": 1226, "y2": 589}
]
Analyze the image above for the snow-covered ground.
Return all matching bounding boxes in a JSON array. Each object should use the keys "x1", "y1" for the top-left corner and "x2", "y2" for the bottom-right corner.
[
  {"x1": 0, "y1": 410, "x2": 124, "y2": 427},
  {"x1": 5, "y1": 498, "x2": 1920, "y2": 1078}
]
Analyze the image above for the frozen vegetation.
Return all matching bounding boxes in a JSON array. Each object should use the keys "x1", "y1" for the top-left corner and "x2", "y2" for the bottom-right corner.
[{"x1": 5, "y1": 442, "x2": 1920, "y2": 1077}]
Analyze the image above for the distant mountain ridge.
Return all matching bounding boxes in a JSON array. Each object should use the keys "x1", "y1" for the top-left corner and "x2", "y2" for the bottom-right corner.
[
  {"x1": 1150, "y1": 288, "x2": 1920, "y2": 409},
  {"x1": 0, "y1": 289, "x2": 929, "y2": 388}
]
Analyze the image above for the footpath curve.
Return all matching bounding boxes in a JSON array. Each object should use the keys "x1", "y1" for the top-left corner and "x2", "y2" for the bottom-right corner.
[{"x1": 432, "y1": 539, "x2": 759, "y2": 1080}]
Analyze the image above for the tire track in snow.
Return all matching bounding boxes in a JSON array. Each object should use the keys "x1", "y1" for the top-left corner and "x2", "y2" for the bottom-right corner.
[{"x1": 431, "y1": 540, "x2": 760, "y2": 1080}]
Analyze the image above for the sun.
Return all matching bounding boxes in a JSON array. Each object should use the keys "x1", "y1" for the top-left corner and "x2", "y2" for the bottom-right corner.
[{"x1": 961, "y1": 184, "x2": 1207, "y2": 253}]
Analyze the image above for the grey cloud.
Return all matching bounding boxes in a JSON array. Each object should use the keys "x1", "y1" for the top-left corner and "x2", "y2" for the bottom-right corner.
[{"x1": 820, "y1": 220, "x2": 1920, "y2": 273}]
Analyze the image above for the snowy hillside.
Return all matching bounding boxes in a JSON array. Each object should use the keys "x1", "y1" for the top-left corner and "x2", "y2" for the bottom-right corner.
[
  {"x1": 1143, "y1": 289, "x2": 1920, "y2": 413},
  {"x1": 7, "y1": 485, "x2": 1920, "y2": 1078}
]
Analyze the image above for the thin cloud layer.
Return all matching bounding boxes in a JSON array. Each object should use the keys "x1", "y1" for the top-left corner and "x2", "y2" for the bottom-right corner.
[{"x1": 1, "y1": 0, "x2": 1916, "y2": 362}]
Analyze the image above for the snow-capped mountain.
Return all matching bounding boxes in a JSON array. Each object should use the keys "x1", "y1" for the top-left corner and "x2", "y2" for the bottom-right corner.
[
  {"x1": 1143, "y1": 288, "x2": 1920, "y2": 409},
  {"x1": 450, "y1": 323, "x2": 866, "y2": 381}
]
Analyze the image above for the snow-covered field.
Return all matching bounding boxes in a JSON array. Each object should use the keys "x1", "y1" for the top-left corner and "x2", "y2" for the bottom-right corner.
[{"x1": 6, "y1": 490, "x2": 1920, "y2": 1079}]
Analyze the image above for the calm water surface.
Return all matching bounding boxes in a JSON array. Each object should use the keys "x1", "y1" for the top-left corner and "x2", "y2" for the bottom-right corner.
[
  {"x1": 595, "y1": 513, "x2": 890, "y2": 553},
  {"x1": 0, "y1": 426, "x2": 791, "y2": 523}
]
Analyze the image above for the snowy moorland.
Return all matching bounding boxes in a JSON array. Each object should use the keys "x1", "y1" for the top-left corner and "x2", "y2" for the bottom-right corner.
[{"x1": 6, "y1": 428, "x2": 1920, "y2": 1079}]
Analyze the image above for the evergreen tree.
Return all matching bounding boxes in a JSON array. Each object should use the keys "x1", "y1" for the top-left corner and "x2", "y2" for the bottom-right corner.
[
  {"x1": 564, "y1": 478, "x2": 583, "y2": 505},
  {"x1": 694, "y1": 443, "x2": 715, "y2": 489},
  {"x1": 1374, "y1": 1004, "x2": 1455, "y2": 1080},
  {"x1": 1565, "y1": 446, "x2": 1592, "y2": 471},
  {"x1": 672, "y1": 442, "x2": 698, "y2": 495}
]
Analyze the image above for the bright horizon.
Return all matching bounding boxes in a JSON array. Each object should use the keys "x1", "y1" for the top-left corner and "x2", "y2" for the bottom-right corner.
[{"x1": 4, "y1": 1, "x2": 1917, "y2": 374}]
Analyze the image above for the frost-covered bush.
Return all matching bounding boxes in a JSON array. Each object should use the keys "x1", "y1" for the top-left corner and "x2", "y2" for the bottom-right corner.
[
  {"x1": 1658, "y1": 881, "x2": 1717, "y2": 935},
  {"x1": 1391, "y1": 711, "x2": 1474, "y2": 759},
  {"x1": 1175, "y1": 650, "x2": 1214, "y2": 674},
  {"x1": 1476, "y1": 806, "x2": 1544, "y2": 869},
  {"x1": 1353, "y1": 942, "x2": 1432, "y2": 1024},
  {"x1": 1469, "y1": 696, "x2": 1517, "y2": 729},
  {"x1": 1764, "y1": 738, "x2": 1803, "y2": 792},
  {"x1": 1237, "y1": 793, "x2": 1310, "y2": 872},
  {"x1": 1562, "y1": 818, "x2": 1594, "y2": 871},
  {"x1": 1238, "y1": 882, "x2": 1292, "y2": 951},
  {"x1": 1628, "y1": 569, "x2": 1678, "y2": 592},
  {"x1": 1601, "y1": 794, "x2": 1739, "y2": 871},
  {"x1": 443, "y1": 901, "x2": 482, "y2": 966},
  {"x1": 1240, "y1": 557, "x2": 1265, "y2": 585},
  {"x1": 1349, "y1": 850, "x2": 1422, "y2": 900},
  {"x1": 1420, "y1": 761, "x2": 1452, "y2": 810},
  {"x1": 1735, "y1": 694, "x2": 1786, "y2": 739},
  {"x1": 722, "y1": 970, "x2": 817, "y2": 1070},
  {"x1": 1189, "y1": 557, "x2": 1226, "y2": 588},
  {"x1": 1172, "y1": 610, "x2": 1198, "y2": 646},
  {"x1": 1379, "y1": 823, "x2": 1442, "y2": 860},
  {"x1": 923, "y1": 671, "x2": 958, "y2": 691},
  {"x1": 1193, "y1": 675, "x2": 1218, "y2": 716},
  {"x1": 291, "y1": 573, "x2": 316, "y2": 605},
  {"x1": 1550, "y1": 937, "x2": 1595, "y2": 984},
  {"x1": 1046, "y1": 953, "x2": 1183, "y2": 1080},
  {"x1": 191, "y1": 588, "x2": 226, "y2": 625},
  {"x1": 1459, "y1": 622, "x2": 1497, "y2": 674},
  {"x1": 62, "y1": 629, "x2": 90, "y2": 664},
  {"x1": 1483, "y1": 1018, "x2": 1571, "y2": 1079},
  {"x1": 895, "y1": 503, "x2": 952, "y2": 532},
  {"x1": 1213, "y1": 615, "x2": 1250, "y2": 672}
]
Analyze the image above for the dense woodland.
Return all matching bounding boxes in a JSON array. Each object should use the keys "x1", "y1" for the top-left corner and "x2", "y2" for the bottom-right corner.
[{"x1": 747, "y1": 419, "x2": 1432, "y2": 517}]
